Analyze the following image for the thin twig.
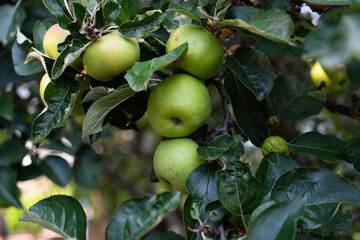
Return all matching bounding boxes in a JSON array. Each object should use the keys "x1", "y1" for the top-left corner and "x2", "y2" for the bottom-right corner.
[{"x1": 325, "y1": 94, "x2": 360, "y2": 121}]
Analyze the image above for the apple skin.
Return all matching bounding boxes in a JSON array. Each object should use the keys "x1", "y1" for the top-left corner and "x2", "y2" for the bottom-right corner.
[
  {"x1": 39, "y1": 73, "x2": 52, "y2": 106},
  {"x1": 261, "y1": 136, "x2": 289, "y2": 157},
  {"x1": 153, "y1": 138, "x2": 206, "y2": 194},
  {"x1": 147, "y1": 74, "x2": 212, "y2": 137},
  {"x1": 83, "y1": 31, "x2": 140, "y2": 82},
  {"x1": 310, "y1": 61, "x2": 349, "y2": 93},
  {"x1": 43, "y1": 24, "x2": 70, "y2": 58},
  {"x1": 166, "y1": 24, "x2": 224, "y2": 80}
]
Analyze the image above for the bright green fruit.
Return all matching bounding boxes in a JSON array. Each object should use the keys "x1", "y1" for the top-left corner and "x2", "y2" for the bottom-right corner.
[
  {"x1": 166, "y1": 24, "x2": 224, "y2": 79},
  {"x1": 310, "y1": 61, "x2": 349, "y2": 93},
  {"x1": 262, "y1": 136, "x2": 289, "y2": 157},
  {"x1": 147, "y1": 74, "x2": 211, "y2": 137},
  {"x1": 39, "y1": 73, "x2": 52, "y2": 106},
  {"x1": 83, "y1": 31, "x2": 140, "y2": 82},
  {"x1": 43, "y1": 23, "x2": 70, "y2": 58},
  {"x1": 153, "y1": 138, "x2": 206, "y2": 194}
]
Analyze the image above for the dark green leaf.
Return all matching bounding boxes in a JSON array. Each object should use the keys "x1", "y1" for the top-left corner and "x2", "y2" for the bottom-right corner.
[
  {"x1": 271, "y1": 167, "x2": 360, "y2": 229},
  {"x1": 19, "y1": 195, "x2": 87, "y2": 240},
  {"x1": 42, "y1": 0, "x2": 72, "y2": 27},
  {"x1": 12, "y1": 33, "x2": 44, "y2": 76},
  {"x1": 125, "y1": 43, "x2": 188, "y2": 92},
  {"x1": 0, "y1": 138, "x2": 28, "y2": 167},
  {"x1": 255, "y1": 37, "x2": 286, "y2": 57},
  {"x1": 144, "y1": 231, "x2": 185, "y2": 240},
  {"x1": 225, "y1": 48, "x2": 274, "y2": 101},
  {"x1": 33, "y1": 18, "x2": 57, "y2": 53},
  {"x1": 246, "y1": 199, "x2": 306, "y2": 240},
  {"x1": 118, "y1": 11, "x2": 167, "y2": 39},
  {"x1": 302, "y1": 9, "x2": 360, "y2": 68},
  {"x1": 256, "y1": 152, "x2": 299, "y2": 201},
  {"x1": 0, "y1": 96, "x2": 14, "y2": 120},
  {"x1": 0, "y1": 51, "x2": 18, "y2": 87},
  {"x1": 217, "y1": 162, "x2": 263, "y2": 215},
  {"x1": 344, "y1": 138, "x2": 360, "y2": 171},
  {"x1": 82, "y1": 85, "x2": 135, "y2": 138},
  {"x1": 74, "y1": 145, "x2": 101, "y2": 189},
  {"x1": 222, "y1": 6, "x2": 295, "y2": 45},
  {"x1": 303, "y1": 0, "x2": 353, "y2": 5},
  {"x1": 224, "y1": 72, "x2": 268, "y2": 147},
  {"x1": 115, "y1": 0, "x2": 144, "y2": 23},
  {"x1": 197, "y1": 135, "x2": 244, "y2": 166},
  {"x1": 205, "y1": 200, "x2": 226, "y2": 222},
  {"x1": 0, "y1": 167, "x2": 22, "y2": 209},
  {"x1": 346, "y1": 61, "x2": 360, "y2": 88},
  {"x1": 288, "y1": 131, "x2": 349, "y2": 163},
  {"x1": 105, "y1": 191, "x2": 181, "y2": 240},
  {"x1": 0, "y1": 3, "x2": 26, "y2": 47},
  {"x1": 32, "y1": 75, "x2": 79, "y2": 142},
  {"x1": 167, "y1": 2, "x2": 202, "y2": 22},
  {"x1": 40, "y1": 156, "x2": 72, "y2": 187},
  {"x1": 269, "y1": 75, "x2": 325, "y2": 121},
  {"x1": 261, "y1": 0, "x2": 290, "y2": 10},
  {"x1": 312, "y1": 210, "x2": 352, "y2": 237}
]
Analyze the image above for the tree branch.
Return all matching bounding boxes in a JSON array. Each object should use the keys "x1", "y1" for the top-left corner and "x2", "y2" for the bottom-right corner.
[{"x1": 325, "y1": 94, "x2": 360, "y2": 121}]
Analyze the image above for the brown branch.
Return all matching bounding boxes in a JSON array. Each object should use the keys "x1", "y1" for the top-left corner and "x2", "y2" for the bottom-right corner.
[{"x1": 325, "y1": 94, "x2": 360, "y2": 121}]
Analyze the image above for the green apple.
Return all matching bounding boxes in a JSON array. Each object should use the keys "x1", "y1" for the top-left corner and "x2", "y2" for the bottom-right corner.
[
  {"x1": 153, "y1": 138, "x2": 206, "y2": 194},
  {"x1": 166, "y1": 24, "x2": 224, "y2": 79},
  {"x1": 310, "y1": 61, "x2": 349, "y2": 93},
  {"x1": 43, "y1": 23, "x2": 70, "y2": 58},
  {"x1": 83, "y1": 31, "x2": 140, "y2": 82},
  {"x1": 262, "y1": 136, "x2": 289, "y2": 157},
  {"x1": 39, "y1": 73, "x2": 52, "y2": 106},
  {"x1": 147, "y1": 74, "x2": 212, "y2": 137}
]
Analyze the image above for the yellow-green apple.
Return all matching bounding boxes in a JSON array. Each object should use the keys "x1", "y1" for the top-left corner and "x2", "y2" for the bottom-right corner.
[
  {"x1": 262, "y1": 136, "x2": 289, "y2": 157},
  {"x1": 83, "y1": 31, "x2": 140, "y2": 81},
  {"x1": 43, "y1": 23, "x2": 70, "y2": 58},
  {"x1": 166, "y1": 24, "x2": 224, "y2": 79},
  {"x1": 147, "y1": 74, "x2": 212, "y2": 137},
  {"x1": 153, "y1": 138, "x2": 206, "y2": 194}
]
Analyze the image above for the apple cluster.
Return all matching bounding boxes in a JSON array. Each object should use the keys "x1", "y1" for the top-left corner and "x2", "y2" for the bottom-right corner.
[
  {"x1": 40, "y1": 23, "x2": 224, "y2": 194},
  {"x1": 149, "y1": 24, "x2": 224, "y2": 194}
]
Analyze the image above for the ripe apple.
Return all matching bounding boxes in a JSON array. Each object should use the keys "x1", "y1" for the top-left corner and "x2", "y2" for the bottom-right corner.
[
  {"x1": 310, "y1": 61, "x2": 349, "y2": 93},
  {"x1": 83, "y1": 31, "x2": 140, "y2": 82},
  {"x1": 147, "y1": 74, "x2": 212, "y2": 137},
  {"x1": 153, "y1": 138, "x2": 206, "y2": 194},
  {"x1": 261, "y1": 136, "x2": 289, "y2": 157},
  {"x1": 43, "y1": 23, "x2": 70, "y2": 58},
  {"x1": 166, "y1": 24, "x2": 224, "y2": 79}
]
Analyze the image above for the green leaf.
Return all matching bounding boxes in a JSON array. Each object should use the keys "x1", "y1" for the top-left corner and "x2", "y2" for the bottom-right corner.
[
  {"x1": 224, "y1": 72, "x2": 268, "y2": 147},
  {"x1": 205, "y1": 200, "x2": 226, "y2": 222},
  {"x1": 105, "y1": 191, "x2": 181, "y2": 240},
  {"x1": 302, "y1": 9, "x2": 360, "y2": 68},
  {"x1": 217, "y1": 162, "x2": 263, "y2": 215},
  {"x1": 33, "y1": 18, "x2": 57, "y2": 53},
  {"x1": 256, "y1": 152, "x2": 299, "y2": 202},
  {"x1": 288, "y1": 132, "x2": 349, "y2": 163},
  {"x1": 40, "y1": 156, "x2": 72, "y2": 187},
  {"x1": 271, "y1": 167, "x2": 360, "y2": 229},
  {"x1": 222, "y1": 6, "x2": 295, "y2": 46},
  {"x1": 144, "y1": 231, "x2": 185, "y2": 240},
  {"x1": 343, "y1": 138, "x2": 360, "y2": 171},
  {"x1": 42, "y1": 0, "x2": 73, "y2": 27},
  {"x1": 0, "y1": 3, "x2": 26, "y2": 47},
  {"x1": 74, "y1": 145, "x2": 101, "y2": 189},
  {"x1": 12, "y1": 32, "x2": 44, "y2": 76},
  {"x1": 269, "y1": 75, "x2": 325, "y2": 121},
  {"x1": 303, "y1": 0, "x2": 353, "y2": 5},
  {"x1": 346, "y1": 61, "x2": 360, "y2": 89},
  {"x1": 167, "y1": 2, "x2": 202, "y2": 22},
  {"x1": 261, "y1": 0, "x2": 290, "y2": 10},
  {"x1": 115, "y1": 0, "x2": 144, "y2": 23},
  {"x1": 0, "y1": 167, "x2": 23, "y2": 209},
  {"x1": 125, "y1": 43, "x2": 188, "y2": 92},
  {"x1": 197, "y1": 135, "x2": 245, "y2": 170},
  {"x1": 0, "y1": 139, "x2": 28, "y2": 167},
  {"x1": 0, "y1": 96, "x2": 14, "y2": 121},
  {"x1": 82, "y1": 86, "x2": 110, "y2": 103},
  {"x1": 82, "y1": 85, "x2": 135, "y2": 138},
  {"x1": 225, "y1": 48, "x2": 274, "y2": 101},
  {"x1": 118, "y1": 11, "x2": 167, "y2": 38},
  {"x1": 68, "y1": 3, "x2": 88, "y2": 33},
  {"x1": 312, "y1": 210, "x2": 352, "y2": 237},
  {"x1": 246, "y1": 199, "x2": 306, "y2": 240},
  {"x1": 32, "y1": 75, "x2": 79, "y2": 143},
  {"x1": 0, "y1": 51, "x2": 18, "y2": 87},
  {"x1": 19, "y1": 195, "x2": 87, "y2": 240}
]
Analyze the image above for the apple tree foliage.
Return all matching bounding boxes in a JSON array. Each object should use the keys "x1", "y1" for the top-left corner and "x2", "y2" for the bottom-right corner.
[{"x1": 1, "y1": 0, "x2": 360, "y2": 239}]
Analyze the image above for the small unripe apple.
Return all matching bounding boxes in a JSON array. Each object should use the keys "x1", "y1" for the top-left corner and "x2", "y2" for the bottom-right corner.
[
  {"x1": 153, "y1": 138, "x2": 206, "y2": 194},
  {"x1": 262, "y1": 136, "x2": 289, "y2": 157},
  {"x1": 147, "y1": 74, "x2": 212, "y2": 137},
  {"x1": 83, "y1": 31, "x2": 140, "y2": 82},
  {"x1": 166, "y1": 24, "x2": 224, "y2": 79},
  {"x1": 43, "y1": 24, "x2": 70, "y2": 58}
]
